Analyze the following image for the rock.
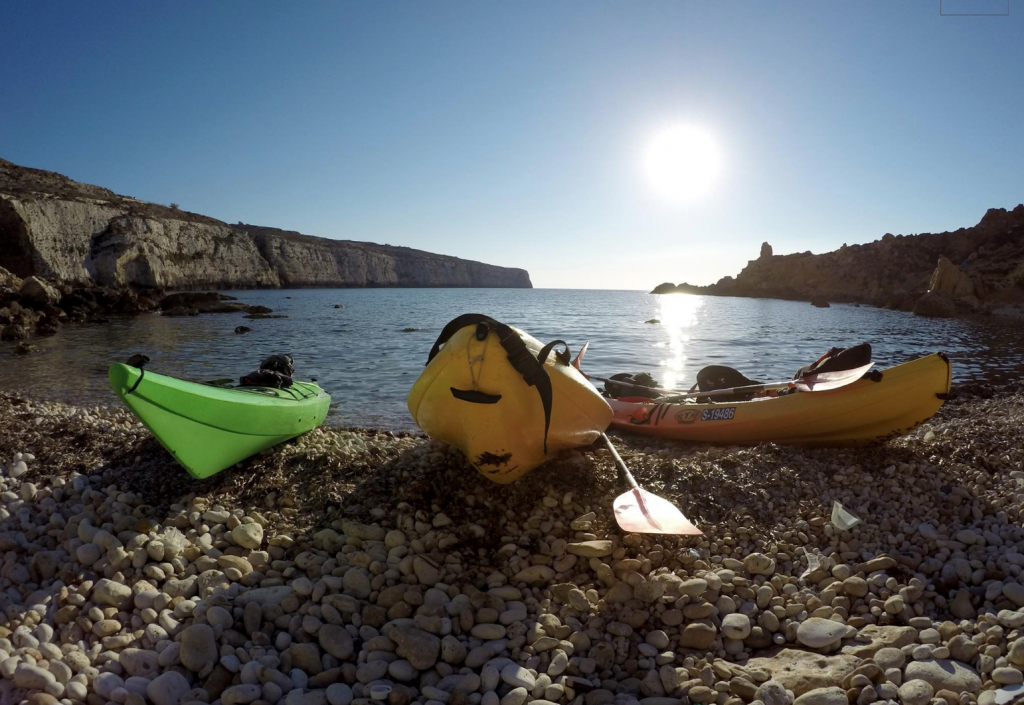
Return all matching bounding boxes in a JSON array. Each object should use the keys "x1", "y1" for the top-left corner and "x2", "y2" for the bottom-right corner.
[
  {"x1": 898, "y1": 680, "x2": 933, "y2": 705},
  {"x1": 231, "y1": 522, "x2": 263, "y2": 549},
  {"x1": 994, "y1": 667, "x2": 1024, "y2": 685},
  {"x1": 928, "y1": 255, "x2": 980, "y2": 299},
  {"x1": 319, "y1": 624, "x2": 354, "y2": 660},
  {"x1": 810, "y1": 299, "x2": 830, "y2": 308},
  {"x1": 756, "y1": 681, "x2": 791, "y2": 705},
  {"x1": 327, "y1": 684, "x2": 353, "y2": 705},
  {"x1": 566, "y1": 540, "x2": 613, "y2": 558},
  {"x1": 92, "y1": 578, "x2": 133, "y2": 608},
  {"x1": 760, "y1": 242, "x2": 773, "y2": 259},
  {"x1": 181, "y1": 624, "x2": 218, "y2": 672},
  {"x1": 500, "y1": 664, "x2": 536, "y2": 690},
  {"x1": 413, "y1": 555, "x2": 442, "y2": 585},
  {"x1": 342, "y1": 568, "x2": 372, "y2": 599},
  {"x1": 1009, "y1": 639, "x2": 1024, "y2": 667},
  {"x1": 236, "y1": 585, "x2": 295, "y2": 606},
  {"x1": 746, "y1": 649, "x2": 859, "y2": 696},
  {"x1": 441, "y1": 635, "x2": 467, "y2": 664},
  {"x1": 14, "y1": 664, "x2": 56, "y2": 689},
  {"x1": 288, "y1": 643, "x2": 323, "y2": 674},
  {"x1": 1004, "y1": 582, "x2": 1024, "y2": 607},
  {"x1": 913, "y1": 292, "x2": 956, "y2": 318},
  {"x1": 121, "y1": 648, "x2": 161, "y2": 678},
  {"x1": 147, "y1": 671, "x2": 191, "y2": 705},
  {"x1": 223, "y1": 685, "x2": 262, "y2": 705},
  {"x1": 392, "y1": 627, "x2": 441, "y2": 670},
  {"x1": 722, "y1": 613, "x2": 751, "y2": 640},
  {"x1": 235, "y1": 326, "x2": 251, "y2": 334},
  {"x1": 796, "y1": 618, "x2": 846, "y2": 649},
  {"x1": 841, "y1": 625, "x2": 917, "y2": 657},
  {"x1": 948, "y1": 634, "x2": 979, "y2": 664},
  {"x1": 1, "y1": 323, "x2": 27, "y2": 341},
  {"x1": 388, "y1": 660, "x2": 418, "y2": 681},
  {"x1": 688, "y1": 686, "x2": 717, "y2": 704},
  {"x1": 19, "y1": 276, "x2": 60, "y2": 307},
  {"x1": 873, "y1": 647, "x2": 905, "y2": 671},
  {"x1": 679, "y1": 623, "x2": 717, "y2": 650},
  {"x1": 472, "y1": 623, "x2": 506, "y2": 640},
  {"x1": 0, "y1": 161, "x2": 534, "y2": 290},
  {"x1": 904, "y1": 659, "x2": 981, "y2": 694},
  {"x1": 950, "y1": 589, "x2": 976, "y2": 619},
  {"x1": 501, "y1": 688, "x2": 528, "y2": 705},
  {"x1": 792, "y1": 688, "x2": 847, "y2": 705},
  {"x1": 512, "y1": 565, "x2": 555, "y2": 584},
  {"x1": 744, "y1": 553, "x2": 776, "y2": 575}
]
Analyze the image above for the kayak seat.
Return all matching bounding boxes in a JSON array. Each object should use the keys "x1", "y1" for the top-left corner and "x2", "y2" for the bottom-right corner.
[{"x1": 696, "y1": 365, "x2": 762, "y2": 402}]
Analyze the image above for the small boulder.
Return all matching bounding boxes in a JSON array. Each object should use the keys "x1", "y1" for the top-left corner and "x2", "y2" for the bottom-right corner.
[
  {"x1": 913, "y1": 292, "x2": 956, "y2": 318},
  {"x1": 147, "y1": 671, "x2": 191, "y2": 705},
  {"x1": 19, "y1": 276, "x2": 61, "y2": 307},
  {"x1": 180, "y1": 624, "x2": 218, "y2": 672},
  {"x1": 796, "y1": 618, "x2": 846, "y2": 649}
]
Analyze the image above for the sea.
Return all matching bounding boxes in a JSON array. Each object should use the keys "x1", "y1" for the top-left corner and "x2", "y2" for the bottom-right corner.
[{"x1": 3, "y1": 288, "x2": 1023, "y2": 430}]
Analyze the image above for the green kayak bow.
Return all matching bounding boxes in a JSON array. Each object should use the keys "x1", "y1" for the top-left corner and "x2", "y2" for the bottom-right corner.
[{"x1": 109, "y1": 363, "x2": 331, "y2": 479}]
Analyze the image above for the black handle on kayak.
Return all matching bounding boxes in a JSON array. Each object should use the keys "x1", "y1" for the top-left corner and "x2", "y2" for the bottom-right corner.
[{"x1": 126, "y1": 354, "x2": 151, "y2": 394}]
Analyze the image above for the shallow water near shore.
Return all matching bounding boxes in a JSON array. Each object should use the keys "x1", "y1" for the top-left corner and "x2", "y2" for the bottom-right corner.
[{"x1": 2, "y1": 288, "x2": 1023, "y2": 429}]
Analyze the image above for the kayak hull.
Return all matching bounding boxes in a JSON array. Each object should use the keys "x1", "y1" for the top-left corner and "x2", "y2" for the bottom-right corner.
[
  {"x1": 109, "y1": 363, "x2": 331, "y2": 478},
  {"x1": 608, "y1": 353, "x2": 951, "y2": 445}
]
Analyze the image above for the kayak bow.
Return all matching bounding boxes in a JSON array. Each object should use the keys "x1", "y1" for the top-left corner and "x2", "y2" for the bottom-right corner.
[{"x1": 109, "y1": 363, "x2": 331, "y2": 478}]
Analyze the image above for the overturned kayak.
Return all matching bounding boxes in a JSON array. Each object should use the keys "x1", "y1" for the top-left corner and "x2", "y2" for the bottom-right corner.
[
  {"x1": 607, "y1": 353, "x2": 951, "y2": 445},
  {"x1": 109, "y1": 363, "x2": 331, "y2": 479}
]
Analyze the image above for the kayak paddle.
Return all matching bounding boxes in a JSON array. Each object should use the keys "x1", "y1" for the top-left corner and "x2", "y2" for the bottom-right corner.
[
  {"x1": 587, "y1": 362, "x2": 875, "y2": 401},
  {"x1": 602, "y1": 433, "x2": 702, "y2": 535}
]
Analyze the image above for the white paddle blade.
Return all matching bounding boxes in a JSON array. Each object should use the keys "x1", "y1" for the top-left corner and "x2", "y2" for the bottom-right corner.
[
  {"x1": 794, "y1": 362, "x2": 875, "y2": 392},
  {"x1": 613, "y1": 487, "x2": 702, "y2": 535},
  {"x1": 572, "y1": 342, "x2": 589, "y2": 372}
]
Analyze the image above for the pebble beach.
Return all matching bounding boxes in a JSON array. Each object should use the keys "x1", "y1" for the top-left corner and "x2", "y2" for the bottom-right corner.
[{"x1": 1, "y1": 385, "x2": 1023, "y2": 705}]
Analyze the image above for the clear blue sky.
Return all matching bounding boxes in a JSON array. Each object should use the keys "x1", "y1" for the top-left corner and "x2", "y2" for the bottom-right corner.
[{"x1": 2, "y1": 2, "x2": 1022, "y2": 289}]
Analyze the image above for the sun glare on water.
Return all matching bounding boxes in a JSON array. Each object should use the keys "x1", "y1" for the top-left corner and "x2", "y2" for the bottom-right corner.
[
  {"x1": 656, "y1": 293, "x2": 704, "y2": 390},
  {"x1": 644, "y1": 124, "x2": 722, "y2": 203}
]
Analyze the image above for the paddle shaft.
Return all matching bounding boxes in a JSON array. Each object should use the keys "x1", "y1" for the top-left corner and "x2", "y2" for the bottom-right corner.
[
  {"x1": 602, "y1": 433, "x2": 639, "y2": 491},
  {"x1": 589, "y1": 375, "x2": 793, "y2": 400}
]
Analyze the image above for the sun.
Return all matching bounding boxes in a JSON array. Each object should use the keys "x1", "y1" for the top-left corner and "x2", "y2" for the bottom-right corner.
[{"x1": 644, "y1": 124, "x2": 722, "y2": 203}]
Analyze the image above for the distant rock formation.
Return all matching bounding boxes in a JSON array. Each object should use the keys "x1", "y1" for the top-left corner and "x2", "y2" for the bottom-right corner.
[
  {"x1": 652, "y1": 206, "x2": 1024, "y2": 317},
  {"x1": 0, "y1": 158, "x2": 532, "y2": 290}
]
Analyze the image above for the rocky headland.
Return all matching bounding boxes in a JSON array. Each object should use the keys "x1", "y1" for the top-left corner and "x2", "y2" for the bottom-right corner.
[
  {"x1": 653, "y1": 206, "x2": 1024, "y2": 318},
  {"x1": 0, "y1": 158, "x2": 532, "y2": 291},
  {"x1": 0, "y1": 383, "x2": 1023, "y2": 705}
]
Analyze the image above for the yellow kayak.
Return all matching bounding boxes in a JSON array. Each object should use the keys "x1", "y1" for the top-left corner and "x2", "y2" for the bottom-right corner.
[{"x1": 608, "y1": 353, "x2": 950, "y2": 445}]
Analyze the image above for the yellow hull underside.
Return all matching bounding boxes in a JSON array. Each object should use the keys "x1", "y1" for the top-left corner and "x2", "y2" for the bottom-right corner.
[{"x1": 609, "y1": 353, "x2": 951, "y2": 446}]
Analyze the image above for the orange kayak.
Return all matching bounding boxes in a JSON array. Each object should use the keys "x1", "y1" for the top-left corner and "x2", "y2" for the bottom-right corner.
[{"x1": 608, "y1": 353, "x2": 950, "y2": 445}]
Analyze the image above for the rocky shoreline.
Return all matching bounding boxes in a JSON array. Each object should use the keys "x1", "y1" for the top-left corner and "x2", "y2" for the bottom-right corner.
[
  {"x1": 652, "y1": 206, "x2": 1024, "y2": 319},
  {"x1": 0, "y1": 265, "x2": 281, "y2": 353},
  {"x1": 1, "y1": 384, "x2": 1023, "y2": 705}
]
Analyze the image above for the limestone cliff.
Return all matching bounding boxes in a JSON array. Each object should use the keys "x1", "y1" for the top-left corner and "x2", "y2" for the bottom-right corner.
[
  {"x1": 0, "y1": 158, "x2": 532, "y2": 290},
  {"x1": 655, "y1": 205, "x2": 1024, "y2": 315}
]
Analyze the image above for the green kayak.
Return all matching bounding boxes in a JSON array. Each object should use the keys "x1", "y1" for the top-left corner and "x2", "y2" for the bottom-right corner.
[{"x1": 109, "y1": 363, "x2": 331, "y2": 479}]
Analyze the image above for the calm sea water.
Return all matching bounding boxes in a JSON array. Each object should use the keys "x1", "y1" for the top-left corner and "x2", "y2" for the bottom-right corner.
[{"x1": 2, "y1": 289, "x2": 1023, "y2": 429}]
